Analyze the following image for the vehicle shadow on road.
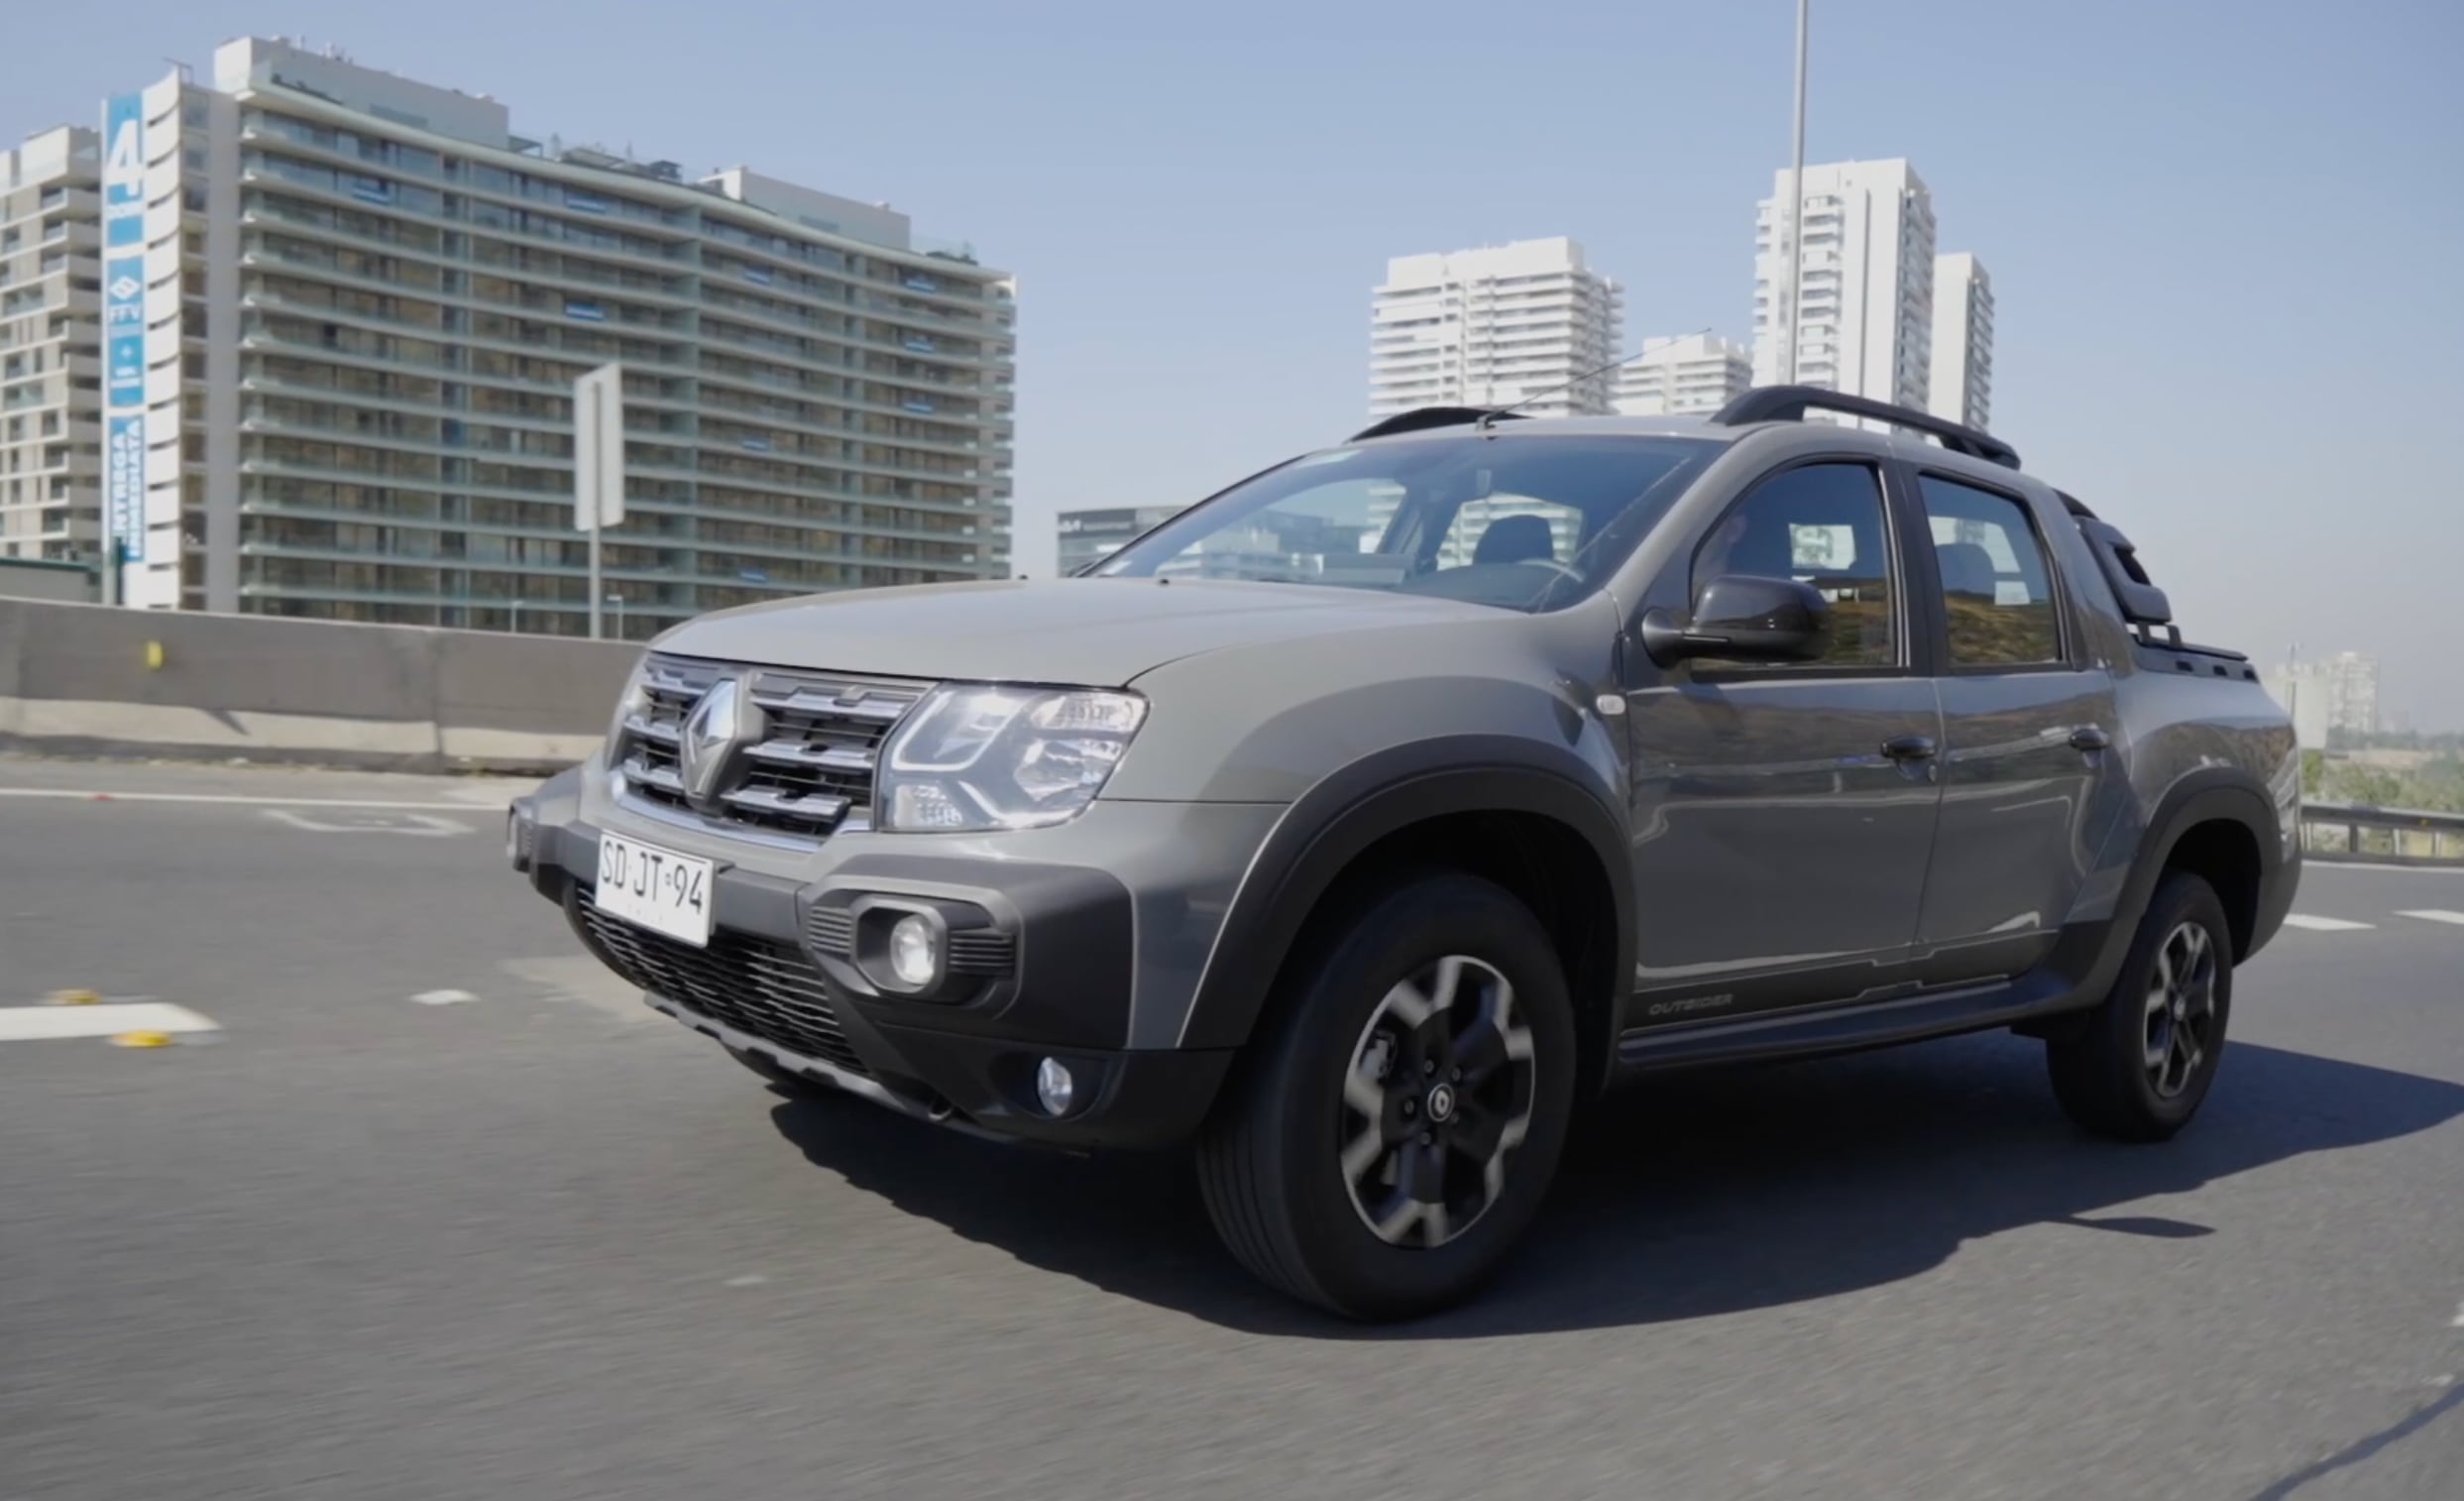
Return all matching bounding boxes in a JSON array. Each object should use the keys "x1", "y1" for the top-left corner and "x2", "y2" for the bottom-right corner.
[{"x1": 765, "y1": 1032, "x2": 2464, "y2": 1338}]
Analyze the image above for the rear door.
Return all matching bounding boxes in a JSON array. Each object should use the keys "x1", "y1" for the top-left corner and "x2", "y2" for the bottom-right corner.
[{"x1": 1901, "y1": 468, "x2": 2125, "y2": 987}]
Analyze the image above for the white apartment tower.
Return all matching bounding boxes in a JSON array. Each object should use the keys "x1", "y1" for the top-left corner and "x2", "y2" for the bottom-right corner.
[
  {"x1": 1613, "y1": 333, "x2": 1750, "y2": 417},
  {"x1": 1371, "y1": 238, "x2": 1624, "y2": 418},
  {"x1": 0, "y1": 126, "x2": 102, "y2": 562},
  {"x1": 1929, "y1": 252, "x2": 1993, "y2": 430},
  {"x1": 2266, "y1": 651, "x2": 2380, "y2": 747},
  {"x1": 82, "y1": 37, "x2": 1015, "y2": 634},
  {"x1": 1752, "y1": 159, "x2": 1936, "y2": 409}
]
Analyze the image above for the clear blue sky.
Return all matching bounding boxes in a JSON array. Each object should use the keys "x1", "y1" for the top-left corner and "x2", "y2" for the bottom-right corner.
[{"x1": 9, "y1": 1, "x2": 2461, "y2": 726}]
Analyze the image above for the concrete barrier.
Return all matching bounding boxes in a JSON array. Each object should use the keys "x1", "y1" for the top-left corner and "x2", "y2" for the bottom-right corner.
[{"x1": 0, "y1": 599, "x2": 640, "y2": 774}]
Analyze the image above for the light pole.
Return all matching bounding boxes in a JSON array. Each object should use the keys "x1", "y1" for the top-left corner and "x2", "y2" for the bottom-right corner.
[
  {"x1": 508, "y1": 596, "x2": 523, "y2": 635},
  {"x1": 1783, "y1": 0, "x2": 1810, "y2": 385}
]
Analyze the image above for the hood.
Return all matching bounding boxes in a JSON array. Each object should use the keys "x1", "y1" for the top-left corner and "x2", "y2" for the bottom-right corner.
[{"x1": 647, "y1": 577, "x2": 1510, "y2": 686}]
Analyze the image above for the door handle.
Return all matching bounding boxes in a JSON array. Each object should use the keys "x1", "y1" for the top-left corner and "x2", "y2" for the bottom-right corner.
[
  {"x1": 2069, "y1": 726, "x2": 2113, "y2": 752},
  {"x1": 1881, "y1": 735, "x2": 1938, "y2": 761}
]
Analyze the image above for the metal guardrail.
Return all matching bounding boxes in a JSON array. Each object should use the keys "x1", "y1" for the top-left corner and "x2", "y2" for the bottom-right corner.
[{"x1": 2297, "y1": 801, "x2": 2464, "y2": 866}]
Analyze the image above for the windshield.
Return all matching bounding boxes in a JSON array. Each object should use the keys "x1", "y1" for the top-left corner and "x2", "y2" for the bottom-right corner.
[{"x1": 1092, "y1": 432, "x2": 1722, "y2": 612}]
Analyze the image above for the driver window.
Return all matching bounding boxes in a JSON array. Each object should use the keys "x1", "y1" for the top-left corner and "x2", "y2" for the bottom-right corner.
[
  {"x1": 1691, "y1": 462, "x2": 1896, "y2": 668},
  {"x1": 1439, "y1": 496, "x2": 1582, "y2": 571}
]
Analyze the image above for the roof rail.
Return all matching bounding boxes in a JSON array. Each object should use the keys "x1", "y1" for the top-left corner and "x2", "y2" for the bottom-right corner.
[
  {"x1": 1711, "y1": 385, "x2": 2021, "y2": 470},
  {"x1": 1349, "y1": 406, "x2": 1523, "y2": 441}
]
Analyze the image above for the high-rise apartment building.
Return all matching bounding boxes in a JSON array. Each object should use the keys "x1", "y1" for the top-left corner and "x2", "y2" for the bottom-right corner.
[
  {"x1": 82, "y1": 37, "x2": 1014, "y2": 635},
  {"x1": 1370, "y1": 238, "x2": 1623, "y2": 419},
  {"x1": 1928, "y1": 252, "x2": 1993, "y2": 430},
  {"x1": 1751, "y1": 160, "x2": 1936, "y2": 409},
  {"x1": 1612, "y1": 332, "x2": 1750, "y2": 417},
  {"x1": 2266, "y1": 651, "x2": 2380, "y2": 748},
  {"x1": 0, "y1": 126, "x2": 102, "y2": 562}
]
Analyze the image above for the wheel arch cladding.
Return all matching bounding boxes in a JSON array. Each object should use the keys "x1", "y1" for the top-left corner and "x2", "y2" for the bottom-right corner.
[
  {"x1": 2160, "y1": 815, "x2": 2265, "y2": 961},
  {"x1": 1177, "y1": 737, "x2": 1632, "y2": 1096},
  {"x1": 2131, "y1": 773, "x2": 2279, "y2": 964}
]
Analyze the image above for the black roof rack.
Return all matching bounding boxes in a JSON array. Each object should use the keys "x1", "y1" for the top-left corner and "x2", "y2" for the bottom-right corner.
[
  {"x1": 1349, "y1": 406, "x2": 1523, "y2": 441},
  {"x1": 1711, "y1": 385, "x2": 2021, "y2": 470}
]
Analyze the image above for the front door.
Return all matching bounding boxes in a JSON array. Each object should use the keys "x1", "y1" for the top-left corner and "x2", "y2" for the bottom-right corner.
[
  {"x1": 1623, "y1": 459, "x2": 1946, "y2": 1027},
  {"x1": 1904, "y1": 470, "x2": 2124, "y2": 987}
]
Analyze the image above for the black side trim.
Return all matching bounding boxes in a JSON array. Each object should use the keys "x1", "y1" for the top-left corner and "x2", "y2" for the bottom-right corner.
[
  {"x1": 1178, "y1": 737, "x2": 1632, "y2": 1070},
  {"x1": 1713, "y1": 385, "x2": 2020, "y2": 469},
  {"x1": 1622, "y1": 923, "x2": 2111, "y2": 1070}
]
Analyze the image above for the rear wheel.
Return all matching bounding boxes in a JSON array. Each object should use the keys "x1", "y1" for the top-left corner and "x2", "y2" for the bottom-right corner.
[
  {"x1": 1196, "y1": 871, "x2": 1576, "y2": 1321},
  {"x1": 2047, "y1": 870, "x2": 2233, "y2": 1141}
]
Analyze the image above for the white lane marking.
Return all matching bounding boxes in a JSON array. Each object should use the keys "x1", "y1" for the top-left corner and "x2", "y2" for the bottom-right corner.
[
  {"x1": 2304, "y1": 862, "x2": 2464, "y2": 875},
  {"x1": 410, "y1": 989, "x2": 480, "y2": 1006},
  {"x1": 0, "y1": 1002, "x2": 220, "y2": 1042},
  {"x1": 0, "y1": 787, "x2": 492, "y2": 811},
  {"x1": 725, "y1": 1274, "x2": 769, "y2": 1288},
  {"x1": 2452, "y1": 1301, "x2": 2464, "y2": 1328},
  {"x1": 2397, "y1": 910, "x2": 2464, "y2": 927},
  {"x1": 261, "y1": 809, "x2": 469, "y2": 837},
  {"x1": 2282, "y1": 914, "x2": 2376, "y2": 931}
]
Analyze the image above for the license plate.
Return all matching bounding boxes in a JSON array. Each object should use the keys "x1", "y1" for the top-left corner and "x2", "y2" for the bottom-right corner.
[{"x1": 595, "y1": 832, "x2": 714, "y2": 947}]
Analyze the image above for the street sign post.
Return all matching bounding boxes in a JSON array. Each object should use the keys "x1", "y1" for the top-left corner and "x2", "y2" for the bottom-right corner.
[{"x1": 574, "y1": 363, "x2": 624, "y2": 638}]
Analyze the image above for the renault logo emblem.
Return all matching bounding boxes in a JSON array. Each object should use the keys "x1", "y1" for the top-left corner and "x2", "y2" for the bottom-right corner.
[{"x1": 677, "y1": 679, "x2": 761, "y2": 810}]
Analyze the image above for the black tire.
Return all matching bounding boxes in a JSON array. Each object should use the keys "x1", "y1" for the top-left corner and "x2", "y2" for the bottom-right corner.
[
  {"x1": 1196, "y1": 871, "x2": 1577, "y2": 1322},
  {"x1": 2046, "y1": 870, "x2": 2233, "y2": 1142}
]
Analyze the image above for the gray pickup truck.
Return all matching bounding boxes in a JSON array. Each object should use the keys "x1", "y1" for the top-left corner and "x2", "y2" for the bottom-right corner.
[{"x1": 509, "y1": 386, "x2": 2300, "y2": 1321}]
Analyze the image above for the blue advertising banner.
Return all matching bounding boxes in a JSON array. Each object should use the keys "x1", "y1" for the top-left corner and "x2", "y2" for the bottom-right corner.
[
  {"x1": 104, "y1": 255, "x2": 145, "y2": 406},
  {"x1": 101, "y1": 92, "x2": 146, "y2": 567},
  {"x1": 106, "y1": 416, "x2": 144, "y2": 564}
]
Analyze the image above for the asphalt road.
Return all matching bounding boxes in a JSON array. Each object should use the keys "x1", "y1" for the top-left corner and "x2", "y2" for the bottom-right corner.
[{"x1": 3, "y1": 756, "x2": 2461, "y2": 1501}]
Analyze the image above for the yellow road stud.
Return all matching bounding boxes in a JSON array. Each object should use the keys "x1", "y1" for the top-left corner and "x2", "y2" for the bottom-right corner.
[
  {"x1": 110, "y1": 1030, "x2": 175, "y2": 1049},
  {"x1": 46, "y1": 988, "x2": 103, "y2": 1006}
]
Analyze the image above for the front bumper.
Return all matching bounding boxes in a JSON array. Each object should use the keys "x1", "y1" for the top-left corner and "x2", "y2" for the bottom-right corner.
[{"x1": 507, "y1": 769, "x2": 1242, "y2": 1150}]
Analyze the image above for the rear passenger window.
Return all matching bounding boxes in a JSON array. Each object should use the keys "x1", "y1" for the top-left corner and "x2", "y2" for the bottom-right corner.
[
  {"x1": 1693, "y1": 462, "x2": 1896, "y2": 668},
  {"x1": 1918, "y1": 476, "x2": 2062, "y2": 667}
]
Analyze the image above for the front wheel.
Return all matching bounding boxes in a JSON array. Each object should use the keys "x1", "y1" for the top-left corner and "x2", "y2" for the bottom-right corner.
[
  {"x1": 1196, "y1": 871, "x2": 1576, "y2": 1321},
  {"x1": 2046, "y1": 870, "x2": 2234, "y2": 1141}
]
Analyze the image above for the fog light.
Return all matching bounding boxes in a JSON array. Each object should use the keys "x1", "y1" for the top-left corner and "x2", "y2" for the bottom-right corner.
[
  {"x1": 1035, "y1": 1057, "x2": 1075, "y2": 1116},
  {"x1": 888, "y1": 913, "x2": 942, "y2": 988}
]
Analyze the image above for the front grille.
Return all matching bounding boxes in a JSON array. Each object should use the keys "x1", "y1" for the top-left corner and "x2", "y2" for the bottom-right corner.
[
  {"x1": 575, "y1": 888, "x2": 868, "y2": 1077},
  {"x1": 615, "y1": 654, "x2": 931, "y2": 840}
]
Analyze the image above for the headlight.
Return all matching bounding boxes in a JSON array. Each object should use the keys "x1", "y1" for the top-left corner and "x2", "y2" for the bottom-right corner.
[{"x1": 876, "y1": 684, "x2": 1146, "y2": 833}]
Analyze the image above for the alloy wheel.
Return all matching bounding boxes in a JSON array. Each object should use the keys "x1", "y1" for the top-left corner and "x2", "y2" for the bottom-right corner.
[
  {"x1": 2142, "y1": 920, "x2": 2218, "y2": 1099},
  {"x1": 1338, "y1": 955, "x2": 1537, "y2": 1248}
]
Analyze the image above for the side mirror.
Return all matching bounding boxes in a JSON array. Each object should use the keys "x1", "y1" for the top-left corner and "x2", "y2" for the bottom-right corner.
[{"x1": 1637, "y1": 574, "x2": 1833, "y2": 668}]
